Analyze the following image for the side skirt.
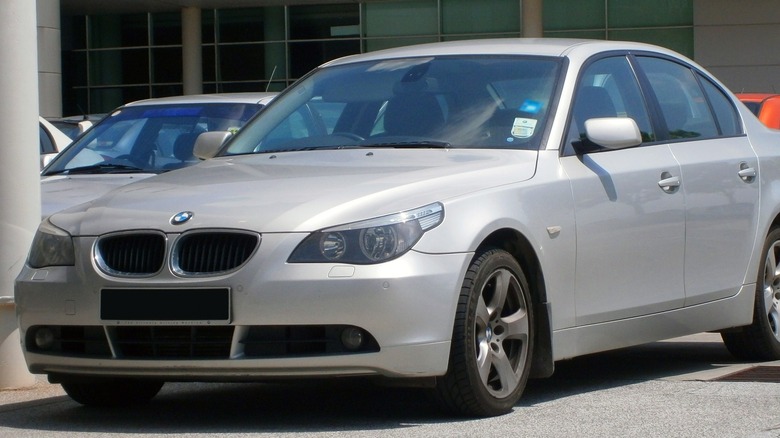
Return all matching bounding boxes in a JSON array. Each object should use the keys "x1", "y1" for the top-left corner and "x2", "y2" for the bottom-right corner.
[{"x1": 551, "y1": 284, "x2": 755, "y2": 361}]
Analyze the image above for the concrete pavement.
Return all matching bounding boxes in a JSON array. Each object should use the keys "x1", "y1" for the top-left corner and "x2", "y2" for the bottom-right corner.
[{"x1": 0, "y1": 333, "x2": 778, "y2": 437}]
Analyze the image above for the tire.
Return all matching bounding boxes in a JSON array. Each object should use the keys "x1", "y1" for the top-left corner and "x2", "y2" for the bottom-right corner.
[
  {"x1": 436, "y1": 248, "x2": 534, "y2": 417},
  {"x1": 61, "y1": 379, "x2": 164, "y2": 407},
  {"x1": 722, "y1": 228, "x2": 780, "y2": 360}
]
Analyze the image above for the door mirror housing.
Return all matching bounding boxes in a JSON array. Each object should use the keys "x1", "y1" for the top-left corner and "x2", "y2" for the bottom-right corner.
[
  {"x1": 583, "y1": 117, "x2": 642, "y2": 150},
  {"x1": 193, "y1": 131, "x2": 233, "y2": 160}
]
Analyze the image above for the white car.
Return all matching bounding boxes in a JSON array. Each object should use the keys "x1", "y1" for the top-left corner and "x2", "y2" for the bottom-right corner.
[
  {"x1": 46, "y1": 114, "x2": 105, "y2": 141},
  {"x1": 39, "y1": 93, "x2": 276, "y2": 218},
  {"x1": 39, "y1": 116, "x2": 72, "y2": 169},
  {"x1": 16, "y1": 39, "x2": 780, "y2": 416}
]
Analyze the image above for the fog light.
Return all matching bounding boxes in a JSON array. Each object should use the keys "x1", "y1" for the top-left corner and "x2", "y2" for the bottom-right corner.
[
  {"x1": 341, "y1": 327, "x2": 365, "y2": 351},
  {"x1": 34, "y1": 327, "x2": 55, "y2": 350}
]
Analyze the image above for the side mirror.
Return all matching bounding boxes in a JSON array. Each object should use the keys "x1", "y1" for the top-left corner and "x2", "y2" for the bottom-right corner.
[
  {"x1": 193, "y1": 131, "x2": 233, "y2": 160},
  {"x1": 583, "y1": 117, "x2": 642, "y2": 150}
]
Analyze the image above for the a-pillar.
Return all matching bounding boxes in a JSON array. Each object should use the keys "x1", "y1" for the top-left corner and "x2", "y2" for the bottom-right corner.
[
  {"x1": 182, "y1": 7, "x2": 203, "y2": 95},
  {"x1": 0, "y1": 0, "x2": 41, "y2": 389}
]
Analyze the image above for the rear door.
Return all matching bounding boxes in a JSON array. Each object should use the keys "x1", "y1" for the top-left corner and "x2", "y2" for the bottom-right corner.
[{"x1": 635, "y1": 56, "x2": 759, "y2": 306}]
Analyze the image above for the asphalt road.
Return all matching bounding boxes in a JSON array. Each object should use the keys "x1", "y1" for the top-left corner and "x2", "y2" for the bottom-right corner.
[{"x1": 1, "y1": 333, "x2": 779, "y2": 438}]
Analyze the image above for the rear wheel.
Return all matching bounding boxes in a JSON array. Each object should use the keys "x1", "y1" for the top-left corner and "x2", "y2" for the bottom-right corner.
[
  {"x1": 436, "y1": 248, "x2": 534, "y2": 417},
  {"x1": 722, "y1": 228, "x2": 780, "y2": 360},
  {"x1": 61, "y1": 379, "x2": 164, "y2": 407}
]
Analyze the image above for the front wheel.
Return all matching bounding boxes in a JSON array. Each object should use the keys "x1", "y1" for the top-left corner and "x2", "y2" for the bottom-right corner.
[
  {"x1": 61, "y1": 379, "x2": 164, "y2": 407},
  {"x1": 436, "y1": 248, "x2": 534, "y2": 417},
  {"x1": 722, "y1": 228, "x2": 780, "y2": 360}
]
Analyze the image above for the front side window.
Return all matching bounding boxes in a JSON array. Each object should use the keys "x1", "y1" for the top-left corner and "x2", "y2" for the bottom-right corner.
[
  {"x1": 565, "y1": 55, "x2": 654, "y2": 155},
  {"x1": 223, "y1": 56, "x2": 562, "y2": 155}
]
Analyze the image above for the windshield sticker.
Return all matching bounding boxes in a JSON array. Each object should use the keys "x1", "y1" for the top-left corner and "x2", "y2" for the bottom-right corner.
[
  {"x1": 520, "y1": 100, "x2": 542, "y2": 114},
  {"x1": 511, "y1": 118, "x2": 537, "y2": 138}
]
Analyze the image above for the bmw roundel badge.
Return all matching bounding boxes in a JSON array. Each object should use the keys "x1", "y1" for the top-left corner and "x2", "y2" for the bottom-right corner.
[{"x1": 170, "y1": 211, "x2": 194, "y2": 225}]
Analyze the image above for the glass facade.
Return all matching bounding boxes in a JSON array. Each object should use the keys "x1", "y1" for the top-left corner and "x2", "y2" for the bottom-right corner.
[
  {"x1": 60, "y1": 0, "x2": 693, "y2": 115},
  {"x1": 543, "y1": 0, "x2": 693, "y2": 55}
]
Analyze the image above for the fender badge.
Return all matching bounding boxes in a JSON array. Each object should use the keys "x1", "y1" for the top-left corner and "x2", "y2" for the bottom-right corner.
[{"x1": 170, "y1": 211, "x2": 194, "y2": 225}]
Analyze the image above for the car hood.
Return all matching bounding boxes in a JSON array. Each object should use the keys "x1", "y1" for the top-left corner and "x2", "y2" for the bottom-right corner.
[
  {"x1": 49, "y1": 149, "x2": 538, "y2": 236},
  {"x1": 41, "y1": 173, "x2": 155, "y2": 219}
]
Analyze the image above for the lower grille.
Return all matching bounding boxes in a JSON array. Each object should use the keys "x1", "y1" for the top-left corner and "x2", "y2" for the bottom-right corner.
[
  {"x1": 26, "y1": 325, "x2": 379, "y2": 360},
  {"x1": 115, "y1": 326, "x2": 234, "y2": 358}
]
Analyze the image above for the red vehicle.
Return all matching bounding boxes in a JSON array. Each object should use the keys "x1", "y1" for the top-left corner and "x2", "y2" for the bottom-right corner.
[{"x1": 737, "y1": 93, "x2": 780, "y2": 129}]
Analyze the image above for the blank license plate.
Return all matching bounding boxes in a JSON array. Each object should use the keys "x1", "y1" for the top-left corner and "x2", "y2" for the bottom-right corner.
[{"x1": 101, "y1": 288, "x2": 230, "y2": 324}]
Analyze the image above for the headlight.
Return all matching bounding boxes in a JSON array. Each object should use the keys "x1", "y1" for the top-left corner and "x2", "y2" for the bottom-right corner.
[
  {"x1": 289, "y1": 202, "x2": 444, "y2": 264},
  {"x1": 27, "y1": 219, "x2": 75, "y2": 268}
]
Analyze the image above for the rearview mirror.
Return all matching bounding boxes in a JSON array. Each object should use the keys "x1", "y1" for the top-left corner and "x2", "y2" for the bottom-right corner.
[{"x1": 193, "y1": 131, "x2": 233, "y2": 160}]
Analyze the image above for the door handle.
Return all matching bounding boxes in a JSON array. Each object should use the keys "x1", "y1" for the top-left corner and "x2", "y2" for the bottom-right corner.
[
  {"x1": 658, "y1": 171, "x2": 680, "y2": 193},
  {"x1": 738, "y1": 162, "x2": 756, "y2": 183}
]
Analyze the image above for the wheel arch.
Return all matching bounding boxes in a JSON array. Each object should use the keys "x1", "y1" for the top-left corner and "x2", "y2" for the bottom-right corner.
[
  {"x1": 770, "y1": 213, "x2": 780, "y2": 233},
  {"x1": 476, "y1": 228, "x2": 555, "y2": 378}
]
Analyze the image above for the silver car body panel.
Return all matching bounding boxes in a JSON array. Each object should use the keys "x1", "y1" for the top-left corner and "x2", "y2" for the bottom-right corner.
[{"x1": 40, "y1": 174, "x2": 146, "y2": 219}]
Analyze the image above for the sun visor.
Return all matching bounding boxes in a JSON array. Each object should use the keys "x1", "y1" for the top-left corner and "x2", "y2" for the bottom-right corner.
[{"x1": 320, "y1": 74, "x2": 395, "y2": 102}]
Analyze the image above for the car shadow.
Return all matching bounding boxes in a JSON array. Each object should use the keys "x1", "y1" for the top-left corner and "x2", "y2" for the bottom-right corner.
[
  {"x1": 521, "y1": 335, "x2": 738, "y2": 405},
  {"x1": 0, "y1": 335, "x2": 747, "y2": 434}
]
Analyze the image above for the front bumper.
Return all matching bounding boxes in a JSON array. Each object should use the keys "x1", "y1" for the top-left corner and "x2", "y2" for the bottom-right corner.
[{"x1": 15, "y1": 232, "x2": 471, "y2": 380}]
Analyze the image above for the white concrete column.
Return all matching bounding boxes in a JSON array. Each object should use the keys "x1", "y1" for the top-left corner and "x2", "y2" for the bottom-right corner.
[
  {"x1": 522, "y1": 0, "x2": 543, "y2": 38},
  {"x1": 37, "y1": 0, "x2": 62, "y2": 118},
  {"x1": 0, "y1": 0, "x2": 41, "y2": 389},
  {"x1": 182, "y1": 7, "x2": 203, "y2": 95}
]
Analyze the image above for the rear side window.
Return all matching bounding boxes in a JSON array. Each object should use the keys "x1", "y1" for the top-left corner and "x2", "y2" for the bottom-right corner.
[
  {"x1": 636, "y1": 57, "x2": 725, "y2": 140},
  {"x1": 699, "y1": 74, "x2": 742, "y2": 136}
]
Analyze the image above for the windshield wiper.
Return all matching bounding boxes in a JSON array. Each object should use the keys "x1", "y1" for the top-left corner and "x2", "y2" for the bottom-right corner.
[
  {"x1": 359, "y1": 140, "x2": 451, "y2": 149},
  {"x1": 46, "y1": 163, "x2": 149, "y2": 176},
  {"x1": 259, "y1": 145, "x2": 364, "y2": 154},
  {"x1": 257, "y1": 141, "x2": 451, "y2": 155}
]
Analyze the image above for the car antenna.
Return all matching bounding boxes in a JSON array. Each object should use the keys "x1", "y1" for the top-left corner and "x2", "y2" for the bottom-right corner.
[
  {"x1": 266, "y1": 65, "x2": 277, "y2": 92},
  {"x1": 76, "y1": 104, "x2": 88, "y2": 120}
]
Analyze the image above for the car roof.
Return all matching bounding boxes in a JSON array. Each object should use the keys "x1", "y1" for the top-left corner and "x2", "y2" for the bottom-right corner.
[
  {"x1": 123, "y1": 92, "x2": 278, "y2": 108},
  {"x1": 322, "y1": 38, "x2": 680, "y2": 67}
]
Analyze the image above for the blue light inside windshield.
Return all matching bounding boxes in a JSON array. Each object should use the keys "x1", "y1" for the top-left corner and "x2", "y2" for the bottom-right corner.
[{"x1": 141, "y1": 107, "x2": 202, "y2": 118}]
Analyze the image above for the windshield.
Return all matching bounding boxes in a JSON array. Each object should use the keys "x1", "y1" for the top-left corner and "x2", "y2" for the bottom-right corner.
[
  {"x1": 43, "y1": 102, "x2": 263, "y2": 175},
  {"x1": 224, "y1": 56, "x2": 561, "y2": 155}
]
